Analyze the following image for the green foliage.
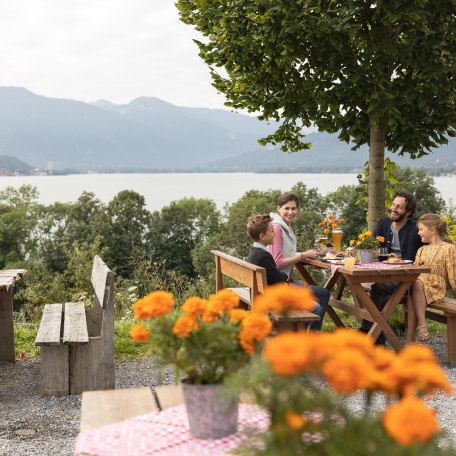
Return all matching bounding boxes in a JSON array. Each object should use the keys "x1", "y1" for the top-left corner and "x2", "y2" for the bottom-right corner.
[
  {"x1": 177, "y1": 0, "x2": 456, "y2": 226},
  {"x1": 99, "y1": 190, "x2": 150, "y2": 277},
  {"x1": 147, "y1": 198, "x2": 221, "y2": 278},
  {"x1": 16, "y1": 237, "x2": 106, "y2": 320},
  {"x1": 394, "y1": 167, "x2": 446, "y2": 218},
  {"x1": 0, "y1": 185, "x2": 39, "y2": 268}
]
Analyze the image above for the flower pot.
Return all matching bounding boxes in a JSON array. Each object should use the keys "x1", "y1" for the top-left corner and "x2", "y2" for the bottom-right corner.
[
  {"x1": 181, "y1": 379, "x2": 239, "y2": 439},
  {"x1": 357, "y1": 249, "x2": 375, "y2": 264}
]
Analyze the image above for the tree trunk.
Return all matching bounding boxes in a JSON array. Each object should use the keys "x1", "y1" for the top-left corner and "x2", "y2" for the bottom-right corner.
[{"x1": 367, "y1": 120, "x2": 387, "y2": 231}]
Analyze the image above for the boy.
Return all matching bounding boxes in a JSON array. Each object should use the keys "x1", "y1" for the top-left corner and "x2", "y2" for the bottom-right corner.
[{"x1": 246, "y1": 214, "x2": 288, "y2": 285}]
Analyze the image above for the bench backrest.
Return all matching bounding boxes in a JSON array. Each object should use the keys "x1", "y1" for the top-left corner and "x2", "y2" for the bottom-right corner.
[
  {"x1": 87, "y1": 256, "x2": 114, "y2": 337},
  {"x1": 211, "y1": 250, "x2": 267, "y2": 300}
]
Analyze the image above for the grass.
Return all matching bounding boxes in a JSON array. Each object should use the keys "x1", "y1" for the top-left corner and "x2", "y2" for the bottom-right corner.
[{"x1": 14, "y1": 319, "x2": 150, "y2": 360}]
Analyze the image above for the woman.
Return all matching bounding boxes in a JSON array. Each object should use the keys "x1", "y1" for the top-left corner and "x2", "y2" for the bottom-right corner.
[
  {"x1": 269, "y1": 192, "x2": 329, "y2": 330},
  {"x1": 407, "y1": 214, "x2": 456, "y2": 342}
]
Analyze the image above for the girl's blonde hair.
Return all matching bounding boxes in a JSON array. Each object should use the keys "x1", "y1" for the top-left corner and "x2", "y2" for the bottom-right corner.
[{"x1": 418, "y1": 213, "x2": 453, "y2": 244}]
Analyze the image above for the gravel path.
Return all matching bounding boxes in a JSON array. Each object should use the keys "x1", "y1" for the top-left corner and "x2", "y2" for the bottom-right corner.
[{"x1": 1, "y1": 335, "x2": 455, "y2": 456}]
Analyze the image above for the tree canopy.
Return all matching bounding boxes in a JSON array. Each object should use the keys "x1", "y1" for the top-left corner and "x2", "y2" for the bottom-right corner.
[{"x1": 177, "y1": 0, "x2": 456, "y2": 228}]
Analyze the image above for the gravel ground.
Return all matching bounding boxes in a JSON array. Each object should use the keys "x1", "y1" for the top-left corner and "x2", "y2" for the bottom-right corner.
[{"x1": 0, "y1": 335, "x2": 455, "y2": 456}]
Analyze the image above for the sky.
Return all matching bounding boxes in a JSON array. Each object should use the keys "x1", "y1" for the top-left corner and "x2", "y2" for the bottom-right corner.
[{"x1": 0, "y1": 1, "x2": 228, "y2": 109}]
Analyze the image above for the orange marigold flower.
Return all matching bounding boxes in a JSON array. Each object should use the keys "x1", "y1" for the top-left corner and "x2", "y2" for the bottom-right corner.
[
  {"x1": 208, "y1": 289, "x2": 240, "y2": 314},
  {"x1": 323, "y1": 228, "x2": 330, "y2": 235},
  {"x1": 376, "y1": 235, "x2": 385, "y2": 243},
  {"x1": 229, "y1": 308, "x2": 248, "y2": 323},
  {"x1": 201, "y1": 309, "x2": 219, "y2": 323},
  {"x1": 356, "y1": 241, "x2": 362, "y2": 247},
  {"x1": 181, "y1": 296, "x2": 207, "y2": 318},
  {"x1": 382, "y1": 397, "x2": 439, "y2": 447},
  {"x1": 330, "y1": 328, "x2": 375, "y2": 355},
  {"x1": 392, "y1": 345, "x2": 453, "y2": 396},
  {"x1": 173, "y1": 315, "x2": 198, "y2": 338},
  {"x1": 130, "y1": 324, "x2": 150, "y2": 343},
  {"x1": 358, "y1": 233, "x2": 365, "y2": 240},
  {"x1": 252, "y1": 283, "x2": 316, "y2": 314},
  {"x1": 285, "y1": 411, "x2": 306, "y2": 430},
  {"x1": 133, "y1": 298, "x2": 148, "y2": 321},
  {"x1": 322, "y1": 349, "x2": 376, "y2": 393},
  {"x1": 239, "y1": 335, "x2": 255, "y2": 355},
  {"x1": 137, "y1": 291, "x2": 175, "y2": 319},
  {"x1": 364, "y1": 230, "x2": 372, "y2": 237},
  {"x1": 241, "y1": 313, "x2": 272, "y2": 339},
  {"x1": 349, "y1": 239, "x2": 355, "y2": 246},
  {"x1": 332, "y1": 223, "x2": 338, "y2": 229},
  {"x1": 263, "y1": 331, "x2": 318, "y2": 376},
  {"x1": 328, "y1": 214, "x2": 334, "y2": 219}
]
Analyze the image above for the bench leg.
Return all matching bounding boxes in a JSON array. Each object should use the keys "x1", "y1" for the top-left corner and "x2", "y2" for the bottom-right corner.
[
  {"x1": 447, "y1": 315, "x2": 456, "y2": 368},
  {"x1": 40, "y1": 345, "x2": 69, "y2": 396},
  {"x1": 0, "y1": 289, "x2": 15, "y2": 362},
  {"x1": 71, "y1": 339, "x2": 115, "y2": 395}
]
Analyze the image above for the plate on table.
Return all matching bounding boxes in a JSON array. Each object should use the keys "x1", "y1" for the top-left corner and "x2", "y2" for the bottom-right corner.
[
  {"x1": 382, "y1": 259, "x2": 413, "y2": 264},
  {"x1": 327, "y1": 259, "x2": 344, "y2": 265}
]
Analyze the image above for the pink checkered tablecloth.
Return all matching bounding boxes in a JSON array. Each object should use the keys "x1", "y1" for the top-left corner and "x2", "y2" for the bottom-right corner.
[
  {"x1": 330, "y1": 261, "x2": 409, "y2": 275},
  {"x1": 74, "y1": 403, "x2": 269, "y2": 456}
]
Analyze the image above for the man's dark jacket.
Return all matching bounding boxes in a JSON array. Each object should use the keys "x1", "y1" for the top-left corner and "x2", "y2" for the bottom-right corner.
[
  {"x1": 374, "y1": 218, "x2": 423, "y2": 261},
  {"x1": 245, "y1": 247, "x2": 288, "y2": 285}
]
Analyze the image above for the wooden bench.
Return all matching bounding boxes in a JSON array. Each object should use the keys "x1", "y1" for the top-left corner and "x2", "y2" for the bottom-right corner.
[
  {"x1": 363, "y1": 283, "x2": 456, "y2": 367},
  {"x1": 211, "y1": 250, "x2": 319, "y2": 330},
  {"x1": 35, "y1": 256, "x2": 115, "y2": 396}
]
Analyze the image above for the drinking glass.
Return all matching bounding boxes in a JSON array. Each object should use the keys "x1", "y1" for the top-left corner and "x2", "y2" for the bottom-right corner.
[
  {"x1": 343, "y1": 249, "x2": 356, "y2": 266},
  {"x1": 332, "y1": 229, "x2": 342, "y2": 251},
  {"x1": 378, "y1": 247, "x2": 389, "y2": 262}
]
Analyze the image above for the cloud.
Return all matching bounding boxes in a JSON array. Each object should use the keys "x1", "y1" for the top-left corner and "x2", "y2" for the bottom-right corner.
[{"x1": 0, "y1": 0, "x2": 227, "y2": 108}]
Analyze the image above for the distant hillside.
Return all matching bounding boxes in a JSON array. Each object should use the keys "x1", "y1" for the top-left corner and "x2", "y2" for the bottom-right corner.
[
  {"x1": 0, "y1": 155, "x2": 34, "y2": 175},
  {"x1": 0, "y1": 87, "x2": 455, "y2": 172},
  {"x1": 208, "y1": 132, "x2": 456, "y2": 172}
]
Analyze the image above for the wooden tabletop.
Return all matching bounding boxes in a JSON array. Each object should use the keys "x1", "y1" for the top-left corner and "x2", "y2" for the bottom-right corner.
[
  {"x1": 301, "y1": 259, "x2": 430, "y2": 277},
  {"x1": 0, "y1": 269, "x2": 27, "y2": 291}
]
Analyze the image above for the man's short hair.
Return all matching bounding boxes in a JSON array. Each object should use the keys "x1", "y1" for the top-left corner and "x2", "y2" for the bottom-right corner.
[
  {"x1": 247, "y1": 214, "x2": 272, "y2": 241},
  {"x1": 393, "y1": 191, "x2": 417, "y2": 217}
]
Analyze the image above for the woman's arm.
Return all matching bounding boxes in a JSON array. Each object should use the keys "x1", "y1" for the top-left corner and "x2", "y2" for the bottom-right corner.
[{"x1": 269, "y1": 225, "x2": 318, "y2": 268}]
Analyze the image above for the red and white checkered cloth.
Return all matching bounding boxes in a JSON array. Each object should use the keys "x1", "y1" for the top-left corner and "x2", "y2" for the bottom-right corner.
[{"x1": 74, "y1": 403, "x2": 269, "y2": 456}]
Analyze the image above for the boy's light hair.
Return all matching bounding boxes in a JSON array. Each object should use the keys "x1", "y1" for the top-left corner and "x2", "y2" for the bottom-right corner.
[{"x1": 247, "y1": 214, "x2": 272, "y2": 241}]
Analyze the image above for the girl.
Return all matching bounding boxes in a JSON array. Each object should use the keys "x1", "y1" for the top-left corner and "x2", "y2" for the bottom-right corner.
[
  {"x1": 269, "y1": 192, "x2": 329, "y2": 330},
  {"x1": 407, "y1": 214, "x2": 456, "y2": 342}
]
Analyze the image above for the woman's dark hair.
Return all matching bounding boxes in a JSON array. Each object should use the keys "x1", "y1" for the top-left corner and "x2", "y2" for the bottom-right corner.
[
  {"x1": 393, "y1": 191, "x2": 417, "y2": 217},
  {"x1": 277, "y1": 192, "x2": 300, "y2": 208}
]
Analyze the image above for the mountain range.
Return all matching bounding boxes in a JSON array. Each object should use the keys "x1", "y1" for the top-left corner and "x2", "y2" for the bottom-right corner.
[{"x1": 0, "y1": 87, "x2": 455, "y2": 172}]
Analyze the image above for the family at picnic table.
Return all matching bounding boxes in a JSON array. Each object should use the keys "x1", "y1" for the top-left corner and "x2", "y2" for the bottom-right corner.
[{"x1": 245, "y1": 190, "x2": 456, "y2": 344}]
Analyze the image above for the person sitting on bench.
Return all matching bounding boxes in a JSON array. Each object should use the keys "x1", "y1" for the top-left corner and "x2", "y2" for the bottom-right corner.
[{"x1": 245, "y1": 213, "x2": 327, "y2": 330}]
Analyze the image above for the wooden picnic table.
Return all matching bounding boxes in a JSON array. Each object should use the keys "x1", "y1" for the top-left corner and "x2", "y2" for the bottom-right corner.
[
  {"x1": 295, "y1": 259, "x2": 431, "y2": 351},
  {"x1": 0, "y1": 269, "x2": 26, "y2": 362}
]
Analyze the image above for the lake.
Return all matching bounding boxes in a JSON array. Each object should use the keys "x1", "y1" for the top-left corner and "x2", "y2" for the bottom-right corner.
[{"x1": 0, "y1": 173, "x2": 454, "y2": 211}]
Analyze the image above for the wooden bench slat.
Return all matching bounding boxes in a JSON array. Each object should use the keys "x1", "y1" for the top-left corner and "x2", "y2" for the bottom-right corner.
[
  {"x1": 429, "y1": 298, "x2": 456, "y2": 314},
  {"x1": 35, "y1": 304, "x2": 63, "y2": 346},
  {"x1": 63, "y1": 302, "x2": 89, "y2": 343}
]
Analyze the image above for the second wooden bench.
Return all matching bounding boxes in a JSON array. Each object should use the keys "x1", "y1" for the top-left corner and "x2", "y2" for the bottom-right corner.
[{"x1": 211, "y1": 250, "x2": 319, "y2": 330}]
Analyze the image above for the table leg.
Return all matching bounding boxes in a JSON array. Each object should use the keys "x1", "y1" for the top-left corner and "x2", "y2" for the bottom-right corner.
[
  {"x1": 0, "y1": 289, "x2": 15, "y2": 362},
  {"x1": 368, "y1": 281, "x2": 411, "y2": 341},
  {"x1": 348, "y1": 282, "x2": 402, "y2": 352}
]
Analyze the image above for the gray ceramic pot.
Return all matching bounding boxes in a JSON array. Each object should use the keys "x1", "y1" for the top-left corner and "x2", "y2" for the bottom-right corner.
[{"x1": 181, "y1": 379, "x2": 239, "y2": 439}]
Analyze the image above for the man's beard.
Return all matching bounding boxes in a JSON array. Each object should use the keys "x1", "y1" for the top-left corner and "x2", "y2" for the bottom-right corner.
[{"x1": 391, "y1": 211, "x2": 406, "y2": 222}]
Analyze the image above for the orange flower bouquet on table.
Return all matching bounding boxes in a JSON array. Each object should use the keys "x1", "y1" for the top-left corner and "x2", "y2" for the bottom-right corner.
[
  {"x1": 231, "y1": 288, "x2": 454, "y2": 456},
  {"x1": 130, "y1": 288, "x2": 278, "y2": 439}
]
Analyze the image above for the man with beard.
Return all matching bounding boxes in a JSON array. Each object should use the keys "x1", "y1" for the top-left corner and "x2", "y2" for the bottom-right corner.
[{"x1": 360, "y1": 191, "x2": 422, "y2": 344}]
